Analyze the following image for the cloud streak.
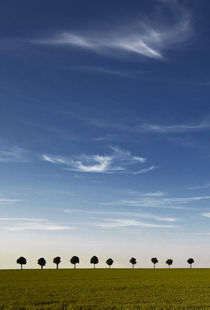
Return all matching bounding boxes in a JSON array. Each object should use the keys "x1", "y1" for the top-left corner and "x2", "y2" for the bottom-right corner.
[
  {"x1": 1, "y1": 218, "x2": 76, "y2": 231},
  {"x1": 0, "y1": 146, "x2": 29, "y2": 163},
  {"x1": 33, "y1": 2, "x2": 192, "y2": 60},
  {"x1": 95, "y1": 218, "x2": 176, "y2": 229},
  {"x1": 103, "y1": 193, "x2": 210, "y2": 210},
  {"x1": 41, "y1": 146, "x2": 152, "y2": 174}
]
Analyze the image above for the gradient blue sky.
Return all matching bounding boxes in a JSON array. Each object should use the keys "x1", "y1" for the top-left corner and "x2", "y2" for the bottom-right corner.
[{"x1": 1, "y1": 0, "x2": 210, "y2": 268}]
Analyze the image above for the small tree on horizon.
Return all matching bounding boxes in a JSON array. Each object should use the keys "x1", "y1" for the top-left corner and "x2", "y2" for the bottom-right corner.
[
  {"x1": 151, "y1": 257, "x2": 158, "y2": 269},
  {"x1": 106, "y1": 258, "x2": 114, "y2": 269},
  {"x1": 166, "y1": 259, "x2": 173, "y2": 269},
  {"x1": 17, "y1": 257, "x2": 27, "y2": 270},
  {"x1": 187, "y1": 258, "x2": 194, "y2": 268},
  {"x1": 90, "y1": 256, "x2": 99, "y2": 269},
  {"x1": 130, "y1": 257, "x2": 137, "y2": 269},
  {"x1": 70, "y1": 256, "x2": 80, "y2": 269},
  {"x1": 53, "y1": 256, "x2": 61, "y2": 269},
  {"x1": 38, "y1": 257, "x2": 46, "y2": 269}
]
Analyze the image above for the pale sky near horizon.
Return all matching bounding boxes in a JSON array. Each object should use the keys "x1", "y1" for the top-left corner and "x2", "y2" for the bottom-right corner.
[{"x1": 1, "y1": 0, "x2": 210, "y2": 269}]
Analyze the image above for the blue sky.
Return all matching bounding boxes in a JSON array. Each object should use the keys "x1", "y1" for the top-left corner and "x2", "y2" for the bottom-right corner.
[{"x1": 1, "y1": 0, "x2": 210, "y2": 268}]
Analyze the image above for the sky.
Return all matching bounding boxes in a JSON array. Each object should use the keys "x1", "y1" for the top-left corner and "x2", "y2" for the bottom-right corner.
[{"x1": 1, "y1": 0, "x2": 210, "y2": 269}]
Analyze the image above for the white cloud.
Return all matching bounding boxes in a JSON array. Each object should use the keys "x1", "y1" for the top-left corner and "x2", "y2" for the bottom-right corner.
[
  {"x1": 188, "y1": 183, "x2": 210, "y2": 190},
  {"x1": 134, "y1": 165, "x2": 156, "y2": 175},
  {"x1": 96, "y1": 219, "x2": 176, "y2": 229},
  {"x1": 66, "y1": 66, "x2": 135, "y2": 77},
  {"x1": 0, "y1": 199, "x2": 21, "y2": 204},
  {"x1": 143, "y1": 192, "x2": 165, "y2": 197},
  {"x1": 202, "y1": 213, "x2": 210, "y2": 218},
  {"x1": 139, "y1": 123, "x2": 210, "y2": 134},
  {"x1": 64, "y1": 208, "x2": 176, "y2": 223},
  {"x1": 103, "y1": 194, "x2": 210, "y2": 210},
  {"x1": 33, "y1": 2, "x2": 192, "y2": 60},
  {"x1": 0, "y1": 218, "x2": 45, "y2": 221},
  {"x1": 0, "y1": 146, "x2": 29, "y2": 163},
  {"x1": 41, "y1": 146, "x2": 150, "y2": 174},
  {"x1": 1, "y1": 218, "x2": 76, "y2": 231},
  {"x1": 5, "y1": 223, "x2": 75, "y2": 231}
]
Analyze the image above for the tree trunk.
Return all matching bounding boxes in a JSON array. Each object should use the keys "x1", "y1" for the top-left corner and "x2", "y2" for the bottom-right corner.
[
  {"x1": 94, "y1": 264, "x2": 95, "y2": 269},
  {"x1": 41, "y1": 266, "x2": 43, "y2": 269},
  {"x1": 21, "y1": 264, "x2": 22, "y2": 270},
  {"x1": 56, "y1": 264, "x2": 58, "y2": 269},
  {"x1": 74, "y1": 264, "x2": 76, "y2": 269},
  {"x1": 190, "y1": 264, "x2": 192, "y2": 269},
  {"x1": 154, "y1": 264, "x2": 155, "y2": 269},
  {"x1": 109, "y1": 265, "x2": 110, "y2": 269}
]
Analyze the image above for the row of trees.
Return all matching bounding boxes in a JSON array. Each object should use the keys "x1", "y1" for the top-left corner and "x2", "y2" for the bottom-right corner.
[{"x1": 16, "y1": 256, "x2": 195, "y2": 269}]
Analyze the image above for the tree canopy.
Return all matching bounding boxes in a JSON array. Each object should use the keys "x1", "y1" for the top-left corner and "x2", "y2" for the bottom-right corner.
[
  {"x1": 130, "y1": 257, "x2": 137, "y2": 268},
  {"x1": 38, "y1": 257, "x2": 46, "y2": 269},
  {"x1": 53, "y1": 256, "x2": 61, "y2": 269},
  {"x1": 90, "y1": 256, "x2": 99, "y2": 268},
  {"x1": 70, "y1": 256, "x2": 80, "y2": 269},
  {"x1": 106, "y1": 258, "x2": 114, "y2": 268},
  {"x1": 16, "y1": 257, "x2": 27, "y2": 269}
]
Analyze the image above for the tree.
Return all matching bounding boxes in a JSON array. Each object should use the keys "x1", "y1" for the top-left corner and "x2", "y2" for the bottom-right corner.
[
  {"x1": 166, "y1": 259, "x2": 173, "y2": 269},
  {"x1": 187, "y1": 258, "x2": 194, "y2": 268},
  {"x1": 130, "y1": 257, "x2": 137, "y2": 269},
  {"x1": 16, "y1": 256, "x2": 27, "y2": 270},
  {"x1": 70, "y1": 256, "x2": 80, "y2": 269},
  {"x1": 151, "y1": 257, "x2": 158, "y2": 269},
  {"x1": 38, "y1": 257, "x2": 46, "y2": 269},
  {"x1": 53, "y1": 256, "x2": 61, "y2": 269},
  {"x1": 90, "y1": 256, "x2": 99, "y2": 269},
  {"x1": 106, "y1": 258, "x2": 114, "y2": 269}
]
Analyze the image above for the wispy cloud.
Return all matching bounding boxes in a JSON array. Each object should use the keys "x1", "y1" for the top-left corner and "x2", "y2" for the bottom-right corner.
[
  {"x1": 138, "y1": 123, "x2": 210, "y2": 134},
  {"x1": 33, "y1": 1, "x2": 192, "y2": 60},
  {"x1": 41, "y1": 146, "x2": 152, "y2": 174},
  {"x1": 0, "y1": 198, "x2": 22, "y2": 204},
  {"x1": 1, "y1": 218, "x2": 75, "y2": 231},
  {"x1": 202, "y1": 213, "x2": 210, "y2": 218},
  {"x1": 95, "y1": 218, "x2": 176, "y2": 229},
  {"x1": 134, "y1": 165, "x2": 157, "y2": 175},
  {"x1": 0, "y1": 146, "x2": 29, "y2": 163},
  {"x1": 188, "y1": 183, "x2": 210, "y2": 190},
  {"x1": 103, "y1": 193, "x2": 210, "y2": 210},
  {"x1": 65, "y1": 66, "x2": 136, "y2": 77}
]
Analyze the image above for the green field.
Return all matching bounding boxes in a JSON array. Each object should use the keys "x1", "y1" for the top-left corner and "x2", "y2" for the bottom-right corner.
[{"x1": 0, "y1": 269, "x2": 210, "y2": 310}]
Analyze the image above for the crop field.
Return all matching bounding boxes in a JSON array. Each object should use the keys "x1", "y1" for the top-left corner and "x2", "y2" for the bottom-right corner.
[{"x1": 0, "y1": 269, "x2": 210, "y2": 310}]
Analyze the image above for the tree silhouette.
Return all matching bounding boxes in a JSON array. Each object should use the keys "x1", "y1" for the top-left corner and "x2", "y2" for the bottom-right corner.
[
  {"x1": 130, "y1": 257, "x2": 137, "y2": 268},
  {"x1": 53, "y1": 256, "x2": 61, "y2": 269},
  {"x1": 106, "y1": 258, "x2": 114, "y2": 269},
  {"x1": 70, "y1": 256, "x2": 80, "y2": 269},
  {"x1": 16, "y1": 256, "x2": 27, "y2": 270},
  {"x1": 38, "y1": 257, "x2": 46, "y2": 269},
  {"x1": 151, "y1": 257, "x2": 158, "y2": 269},
  {"x1": 187, "y1": 258, "x2": 194, "y2": 268},
  {"x1": 90, "y1": 256, "x2": 99, "y2": 269},
  {"x1": 166, "y1": 259, "x2": 173, "y2": 269}
]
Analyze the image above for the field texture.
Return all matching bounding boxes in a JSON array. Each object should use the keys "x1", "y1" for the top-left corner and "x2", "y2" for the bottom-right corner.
[{"x1": 0, "y1": 269, "x2": 210, "y2": 310}]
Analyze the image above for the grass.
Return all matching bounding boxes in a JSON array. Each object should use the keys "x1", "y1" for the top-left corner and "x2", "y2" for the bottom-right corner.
[{"x1": 0, "y1": 269, "x2": 210, "y2": 309}]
